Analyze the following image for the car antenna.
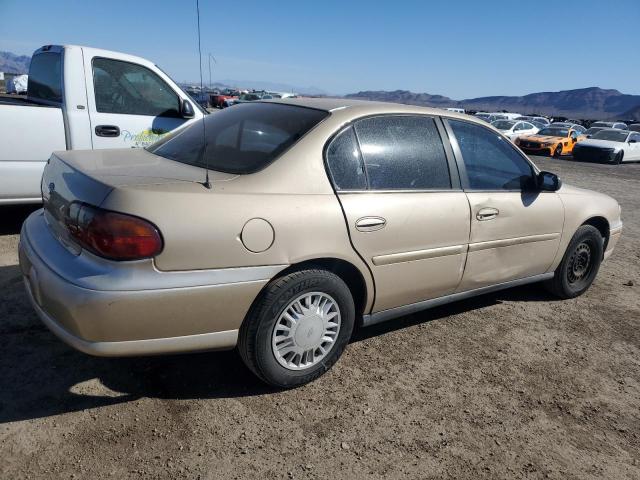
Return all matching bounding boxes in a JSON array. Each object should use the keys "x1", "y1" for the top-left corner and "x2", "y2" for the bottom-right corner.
[{"x1": 196, "y1": 0, "x2": 212, "y2": 189}]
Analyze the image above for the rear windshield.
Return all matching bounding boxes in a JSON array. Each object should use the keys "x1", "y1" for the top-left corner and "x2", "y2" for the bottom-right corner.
[
  {"x1": 493, "y1": 120, "x2": 516, "y2": 129},
  {"x1": 148, "y1": 102, "x2": 329, "y2": 174},
  {"x1": 28, "y1": 52, "x2": 62, "y2": 103}
]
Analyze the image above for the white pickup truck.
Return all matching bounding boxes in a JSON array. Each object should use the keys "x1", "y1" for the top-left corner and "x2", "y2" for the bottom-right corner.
[{"x1": 0, "y1": 44, "x2": 205, "y2": 204}]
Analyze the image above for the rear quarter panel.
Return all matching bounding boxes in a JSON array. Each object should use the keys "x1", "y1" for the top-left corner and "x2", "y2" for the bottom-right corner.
[{"x1": 99, "y1": 114, "x2": 376, "y2": 311}]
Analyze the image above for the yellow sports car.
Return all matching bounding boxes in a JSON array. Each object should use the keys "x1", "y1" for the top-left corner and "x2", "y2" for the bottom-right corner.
[{"x1": 515, "y1": 125, "x2": 586, "y2": 157}]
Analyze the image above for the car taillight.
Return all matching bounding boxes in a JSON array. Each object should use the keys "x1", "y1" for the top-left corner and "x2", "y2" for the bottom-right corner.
[{"x1": 65, "y1": 203, "x2": 163, "y2": 261}]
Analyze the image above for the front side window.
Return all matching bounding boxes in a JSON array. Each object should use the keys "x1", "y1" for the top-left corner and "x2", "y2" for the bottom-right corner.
[
  {"x1": 93, "y1": 58, "x2": 180, "y2": 117},
  {"x1": 449, "y1": 120, "x2": 535, "y2": 190},
  {"x1": 353, "y1": 115, "x2": 451, "y2": 190},
  {"x1": 28, "y1": 52, "x2": 62, "y2": 103},
  {"x1": 148, "y1": 102, "x2": 328, "y2": 174}
]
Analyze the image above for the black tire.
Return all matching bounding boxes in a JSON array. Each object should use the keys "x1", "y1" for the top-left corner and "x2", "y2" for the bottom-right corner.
[
  {"x1": 238, "y1": 269, "x2": 355, "y2": 388},
  {"x1": 613, "y1": 151, "x2": 624, "y2": 165},
  {"x1": 553, "y1": 144, "x2": 563, "y2": 157},
  {"x1": 545, "y1": 225, "x2": 604, "y2": 299}
]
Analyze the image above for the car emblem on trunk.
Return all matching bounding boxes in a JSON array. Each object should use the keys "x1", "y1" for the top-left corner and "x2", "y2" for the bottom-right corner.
[{"x1": 48, "y1": 182, "x2": 55, "y2": 193}]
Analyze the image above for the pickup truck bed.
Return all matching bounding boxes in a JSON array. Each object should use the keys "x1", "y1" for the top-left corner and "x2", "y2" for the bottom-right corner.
[
  {"x1": 0, "y1": 102, "x2": 66, "y2": 203},
  {"x1": 0, "y1": 94, "x2": 42, "y2": 106}
]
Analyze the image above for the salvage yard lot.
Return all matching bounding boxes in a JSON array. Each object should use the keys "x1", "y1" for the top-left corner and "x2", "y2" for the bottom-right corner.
[{"x1": 1, "y1": 156, "x2": 638, "y2": 479}]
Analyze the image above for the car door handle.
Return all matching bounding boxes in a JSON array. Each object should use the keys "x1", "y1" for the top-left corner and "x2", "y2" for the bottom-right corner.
[
  {"x1": 95, "y1": 125, "x2": 120, "y2": 137},
  {"x1": 476, "y1": 208, "x2": 499, "y2": 221},
  {"x1": 355, "y1": 216, "x2": 387, "y2": 232}
]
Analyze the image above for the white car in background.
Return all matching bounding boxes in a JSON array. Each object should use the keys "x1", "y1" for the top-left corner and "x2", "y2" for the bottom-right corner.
[
  {"x1": 492, "y1": 119, "x2": 539, "y2": 141},
  {"x1": 572, "y1": 129, "x2": 640, "y2": 164},
  {"x1": 516, "y1": 115, "x2": 550, "y2": 126},
  {"x1": 590, "y1": 121, "x2": 628, "y2": 130},
  {"x1": 497, "y1": 112, "x2": 522, "y2": 120}
]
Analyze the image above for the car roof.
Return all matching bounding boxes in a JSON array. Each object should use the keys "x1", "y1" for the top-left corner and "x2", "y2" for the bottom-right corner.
[{"x1": 261, "y1": 97, "x2": 481, "y2": 124}]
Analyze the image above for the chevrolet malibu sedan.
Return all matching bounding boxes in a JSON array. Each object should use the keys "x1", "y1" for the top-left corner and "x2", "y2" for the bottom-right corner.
[
  {"x1": 573, "y1": 129, "x2": 640, "y2": 163},
  {"x1": 20, "y1": 99, "x2": 623, "y2": 387}
]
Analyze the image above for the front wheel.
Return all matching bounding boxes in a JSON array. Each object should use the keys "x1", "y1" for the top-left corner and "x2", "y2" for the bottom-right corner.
[
  {"x1": 238, "y1": 269, "x2": 355, "y2": 388},
  {"x1": 545, "y1": 225, "x2": 603, "y2": 299},
  {"x1": 553, "y1": 144, "x2": 563, "y2": 157},
  {"x1": 612, "y1": 151, "x2": 624, "y2": 164}
]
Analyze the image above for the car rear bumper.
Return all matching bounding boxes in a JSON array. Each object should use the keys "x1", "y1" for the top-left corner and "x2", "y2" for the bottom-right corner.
[{"x1": 19, "y1": 210, "x2": 286, "y2": 357}]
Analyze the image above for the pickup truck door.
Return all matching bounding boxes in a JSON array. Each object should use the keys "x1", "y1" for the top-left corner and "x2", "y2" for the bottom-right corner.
[
  {"x1": 83, "y1": 53, "x2": 197, "y2": 149},
  {"x1": 326, "y1": 115, "x2": 470, "y2": 314}
]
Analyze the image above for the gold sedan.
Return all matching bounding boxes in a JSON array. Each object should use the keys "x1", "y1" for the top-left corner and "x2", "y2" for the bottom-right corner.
[{"x1": 20, "y1": 100, "x2": 622, "y2": 387}]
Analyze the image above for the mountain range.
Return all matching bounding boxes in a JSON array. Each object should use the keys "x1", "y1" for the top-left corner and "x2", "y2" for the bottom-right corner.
[
  {"x1": 0, "y1": 51, "x2": 30, "y2": 74},
  {"x1": 3, "y1": 49, "x2": 638, "y2": 119},
  {"x1": 345, "y1": 87, "x2": 640, "y2": 120}
]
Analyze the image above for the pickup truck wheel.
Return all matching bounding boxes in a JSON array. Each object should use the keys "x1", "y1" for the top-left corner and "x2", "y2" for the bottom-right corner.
[
  {"x1": 238, "y1": 269, "x2": 355, "y2": 388},
  {"x1": 544, "y1": 225, "x2": 603, "y2": 299}
]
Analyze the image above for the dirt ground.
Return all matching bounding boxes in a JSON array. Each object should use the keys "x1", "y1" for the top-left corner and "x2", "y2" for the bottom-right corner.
[{"x1": 0, "y1": 156, "x2": 638, "y2": 480}]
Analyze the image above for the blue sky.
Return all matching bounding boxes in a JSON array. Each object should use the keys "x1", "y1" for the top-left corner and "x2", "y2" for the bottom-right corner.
[{"x1": 1, "y1": 0, "x2": 639, "y2": 97}]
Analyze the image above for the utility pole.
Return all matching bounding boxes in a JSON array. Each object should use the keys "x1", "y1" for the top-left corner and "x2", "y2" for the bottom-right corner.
[{"x1": 208, "y1": 53, "x2": 217, "y2": 90}]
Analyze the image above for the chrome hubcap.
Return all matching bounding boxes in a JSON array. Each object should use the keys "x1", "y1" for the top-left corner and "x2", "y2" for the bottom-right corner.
[
  {"x1": 568, "y1": 242, "x2": 591, "y2": 284},
  {"x1": 272, "y1": 292, "x2": 341, "y2": 371}
]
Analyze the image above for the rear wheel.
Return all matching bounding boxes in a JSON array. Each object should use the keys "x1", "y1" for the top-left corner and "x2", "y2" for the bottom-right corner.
[
  {"x1": 545, "y1": 225, "x2": 603, "y2": 299},
  {"x1": 238, "y1": 269, "x2": 355, "y2": 388}
]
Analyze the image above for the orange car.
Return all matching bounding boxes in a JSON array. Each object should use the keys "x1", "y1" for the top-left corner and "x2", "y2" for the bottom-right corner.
[{"x1": 515, "y1": 125, "x2": 586, "y2": 157}]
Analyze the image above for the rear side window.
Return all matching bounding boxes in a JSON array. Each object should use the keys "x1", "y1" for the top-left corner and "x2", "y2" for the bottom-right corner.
[
  {"x1": 353, "y1": 116, "x2": 451, "y2": 190},
  {"x1": 325, "y1": 127, "x2": 367, "y2": 190},
  {"x1": 28, "y1": 52, "x2": 62, "y2": 103},
  {"x1": 148, "y1": 103, "x2": 328, "y2": 174},
  {"x1": 92, "y1": 58, "x2": 180, "y2": 117},
  {"x1": 449, "y1": 120, "x2": 534, "y2": 190}
]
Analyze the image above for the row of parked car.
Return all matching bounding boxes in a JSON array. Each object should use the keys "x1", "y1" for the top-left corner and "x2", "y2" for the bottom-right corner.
[
  {"x1": 206, "y1": 88, "x2": 297, "y2": 109},
  {"x1": 469, "y1": 111, "x2": 640, "y2": 164}
]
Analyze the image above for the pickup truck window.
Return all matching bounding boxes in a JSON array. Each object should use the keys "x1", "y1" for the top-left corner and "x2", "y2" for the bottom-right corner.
[
  {"x1": 28, "y1": 52, "x2": 63, "y2": 104},
  {"x1": 92, "y1": 58, "x2": 180, "y2": 117}
]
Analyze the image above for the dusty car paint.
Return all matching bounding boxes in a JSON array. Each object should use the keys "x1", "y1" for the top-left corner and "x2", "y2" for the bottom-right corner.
[{"x1": 20, "y1": 98, "x2": 622, "y2": 359}]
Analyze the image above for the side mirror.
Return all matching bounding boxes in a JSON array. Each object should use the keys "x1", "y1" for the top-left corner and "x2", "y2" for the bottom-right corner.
[
  {"x1": 537, "y1": 171, "x2": 561, "y2": 191},
  {"x1": 180, "y1": 99, "x2": 195, "y2": 119},
  {"x1": 629, "y1": 139, "x2": 637, "y2": 144}
]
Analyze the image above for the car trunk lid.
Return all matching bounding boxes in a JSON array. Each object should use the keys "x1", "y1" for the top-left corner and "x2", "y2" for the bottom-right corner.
[{"x1": 41, "y1": 148, "x2": 236, "y2": 254}]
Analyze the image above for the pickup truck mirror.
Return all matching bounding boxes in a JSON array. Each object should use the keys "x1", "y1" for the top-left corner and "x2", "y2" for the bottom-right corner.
[
  {"x1": 537, "y1": 171, "x2": 561, "y2": 191},
  {"x1": 180, "y1": 99, "x2": 195, "y2": 119}
]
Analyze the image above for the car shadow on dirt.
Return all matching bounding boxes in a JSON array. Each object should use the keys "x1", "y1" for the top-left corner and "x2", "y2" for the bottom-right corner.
[
  {"x1": 0, "y1": 262, "x2": 559, "y2": 424},
  {"x1": 351, "y1": 285, "x2": 559, "y2": 342}
]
